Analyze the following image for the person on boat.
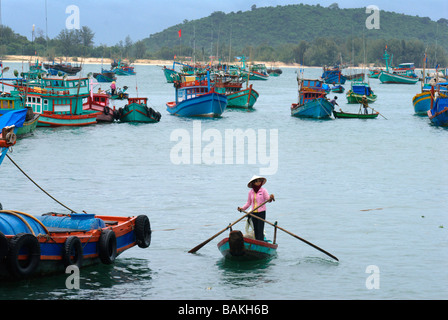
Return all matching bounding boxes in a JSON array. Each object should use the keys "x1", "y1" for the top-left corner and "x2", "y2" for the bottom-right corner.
[
  {"x1": 110, "y1": 81, "x2": 116, "y2": 96},
  {"x1": 361, "y1": 95, "x2": 369, "y2": 114},
  {"x1": 237, "y1": 175, "x2": 275, "y2": 241},
  {"x1": 330, "y1": 96, "x2": 339, "y2": 107}
]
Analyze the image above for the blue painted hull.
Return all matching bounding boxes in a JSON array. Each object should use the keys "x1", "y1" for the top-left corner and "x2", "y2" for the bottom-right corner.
[
  {"x1": 291, "y1": 98, "x2": 334, "y2": 119},
  {"x1": 166, "y1": 92, "x2": 227, "y2": 117},
  {"x1": 0, "y1": 212, "x2": 151, "y2": 279},
  {"x1": 428, "y1": 97, "x2": 448, "y2": 126},
  {"x1": 412, "y1": 91, "x2": 431, "y2": 115},
  {"x1": 217, "y1": 236, "x2": 278, "y2": 261}
]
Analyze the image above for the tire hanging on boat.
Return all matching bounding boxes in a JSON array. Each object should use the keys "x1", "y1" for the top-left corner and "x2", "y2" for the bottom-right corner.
[
  {"x1": 0, "y1": 232, "x2": 8, "y2": 259},
  {"x1": 62, "y1": 236, "x2": 83, "y2": 268},
  {"x1": 98, "y1": 229, "x2": 117, "y2": 264},
  {"x1": 7, "y1": 233, "x2": 41, "y2": 278},
  {"x1": 135, "y1": 215, "x2": 151, "y2": 248}
]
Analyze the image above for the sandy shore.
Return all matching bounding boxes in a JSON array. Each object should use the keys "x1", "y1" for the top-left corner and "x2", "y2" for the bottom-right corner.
[{"x1": 1, "y1": 55, "x2": 313, "y2": 69}]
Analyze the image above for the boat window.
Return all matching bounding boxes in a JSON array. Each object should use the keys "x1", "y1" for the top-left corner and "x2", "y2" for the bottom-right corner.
[{"x1": 44, "y1": 99, "x2": 48, "y2": 105}]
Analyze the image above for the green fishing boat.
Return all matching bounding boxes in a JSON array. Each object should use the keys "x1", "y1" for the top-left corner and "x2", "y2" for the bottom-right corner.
[
  {"x1": 118, "y1": 97, "x2": 161, "y2": 123},
  {"x1": 346, "y1": 81, "x2": 377, "y2": 104},
  {"x1": 214, "y1": 75, "x2": 259, "y2": 109},
  {"x1": 333, "y1": 110, "x2": 379, "y2": 119}
]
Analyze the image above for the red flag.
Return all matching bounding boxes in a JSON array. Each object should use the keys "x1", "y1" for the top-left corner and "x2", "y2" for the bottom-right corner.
[{"x1": 178, "y1": 29, "x2": 181, "y2": 38}]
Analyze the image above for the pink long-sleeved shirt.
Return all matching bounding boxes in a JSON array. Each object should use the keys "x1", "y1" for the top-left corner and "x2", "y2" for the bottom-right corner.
[{"x1": 241, "y1": 187, "x2": 270, "y2": 212}]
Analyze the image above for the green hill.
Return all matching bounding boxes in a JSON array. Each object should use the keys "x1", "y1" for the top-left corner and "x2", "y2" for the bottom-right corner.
[{"x1": 144, "y1": 3, "x2": 448, "y2": 67}]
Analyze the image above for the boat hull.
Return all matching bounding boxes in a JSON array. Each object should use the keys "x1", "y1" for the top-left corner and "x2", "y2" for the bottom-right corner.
[
  {"x1": 17, "y1": 113, "x2": 40, "y2": 136},
  {"x1": 37, "y1": 112, "x2": 100, "y2": 127},
  {"x1": 217, "y1": 233, "x2": 277, "y2": 261},
  {"x1": 0, "y1": 212, "x2": 152, "y2": 280},
  {"x1": 379, "y1": 71, "x2": 418, "y2": 84},
  {"x1": 346, "y1": 91, "x2": 377, "y2": 104},
  {"x1": 428, "y1": 97, "x2": 448, "y2": 127},
  {"x1": 333, "y1": 111, "x2": 379, "y2": 119},
  {"x1": 166, "y1": 92, "x2": 227, "y2": 117},
  {"x1": 412, "y1": 91, "x2": 431, "y2": 115},
  {"x1": 227, "y1": 86, "x2": 259, "y2": 109},
  {"x1": 291, "y1": 98, "x2": 334, "y2": 119},
  {"x1": 119, "y1": 103, "x2": 161, "y2": 123}
]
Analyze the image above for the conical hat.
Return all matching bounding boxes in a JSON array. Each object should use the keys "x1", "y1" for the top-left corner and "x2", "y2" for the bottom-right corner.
[{"x1": 247, "y1": 175, "x2": 267, "y2": 188}]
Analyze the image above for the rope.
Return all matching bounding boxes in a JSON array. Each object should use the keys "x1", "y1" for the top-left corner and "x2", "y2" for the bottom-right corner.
[{"x1": 6, "y1": 154, "x2": 77, "y2": 213}]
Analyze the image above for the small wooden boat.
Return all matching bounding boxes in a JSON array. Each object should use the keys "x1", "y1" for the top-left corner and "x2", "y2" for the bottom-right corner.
[
  {"x1": 321, "y1": 65, "x2": 347, "y2": 85},
  {"x1": 346, "y1": 81, "x2": 377, "y2": 104},
  {"x1": 0, "y1": 94, "x2": 39, "y2": 136},
  {"x1": 291, "y1": 79, "x2": 334, "y2": 119},
  {"x1": 217, "y1": 230, "x2": 277, "y2": 261},
  {"x1": 331, "y1": 85, "x2": 345, "y2": 93},
  {"x1": 0, "y1": 113, "x2": 152, "y2": 280},
  {"x1": 118, "y1": 97, "x2": 161, "y2": 123},
  {"x1": 166, "y1": 74, "x2": 227, "y2": 117},
  {"x1": 213, "y1": 74, "x2": 259, "y2": 109},
  {"x1": 333, "y1": 109, "x2": 379, "y2": 119},
  {"x1": 93, "y1": 69, "x2": 117, "y2": 83},
  {"x1": 83, "y1": 92, "x2": 117, "y2": 123},
  {"x1": 0, "y1": 210, "x2": 152, "y2": 280}
]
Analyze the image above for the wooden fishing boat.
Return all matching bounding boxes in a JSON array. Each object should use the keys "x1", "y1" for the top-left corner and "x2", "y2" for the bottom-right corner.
[
  {"x1": 368, "y1": 68, "x2": 381, "y2": 79},
  {"x1": 0, "y1": 113, "x2": 152, "y2": 280},
  {"x1": 427, "y1": 87, "x2": 448, "y2": 127},
  {"x1": 166, "y1": 74, "x2": 227, "y2": 117},
  {"x1": 333, "y1": 109, "x2": 379, "y2": 119},
  {"x1": 118, "y1": 97, "x2": 161, "y2": 123},
  {"x1": 83, "y1": 92, "x2": 117, "y2": 122},
  {"x1": 291, "y1": 79, "x2": 334, "y2": 119},
  {"x1": 346, "y1": 81, "x2": 377, "y2": 104},
  {"x1": 0, "y1": 94, "x2": 40, "y2": 136},
  {"x1": 93, "y1": 69, "x2": 117, "y2": 83},
  {"x1": 344, "y1": 73, "x2": 365, "y2": 81},
  {"x1": 0, "y1": 211, "x2": 151, "y2": 280},
  {"x1": 214, "y1": 74, "x2": 259, "y2": 109},
  {"x1": 378, "y1": 48, "x2": 418, "y2": 84},
  {"x1": 43, "y1": 61, "x2": 82, "y2": 76},
  {"x1": 331, "y1": 85, "x2": 345, "y2": 93},
  {"x1": 217, "y1": 230, "x2": 277, "y2": 261},
  {"x1": 112, "y1": 60, "x2": 136, "y2": 76},
  {"x1": 15, "y1": 76, "x2": 101, "y2": 127},
  {"x1": 321, "y1": 66, "x2": 347, "y2": 85}
]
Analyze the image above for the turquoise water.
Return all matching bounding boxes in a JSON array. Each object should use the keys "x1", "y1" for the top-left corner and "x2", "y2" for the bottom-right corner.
[{"x1": 0, "y1": 63, "x2": 447, "y2": 300}]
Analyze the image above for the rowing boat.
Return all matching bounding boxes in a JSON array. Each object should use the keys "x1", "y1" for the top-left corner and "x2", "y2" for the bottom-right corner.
[{"x1": 217, "y1": 230, "x2": 277, "y2": 261}]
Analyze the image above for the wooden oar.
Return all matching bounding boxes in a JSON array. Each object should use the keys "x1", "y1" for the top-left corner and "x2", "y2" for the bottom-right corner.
[
  {"x1": 362, "y1": 103, "x2": 387, "y2": 120},
  {"x1": 188, "y1": 199, "x2": 271, "y2": 254},
  {"x1": 244, "y1": 210, "x2": 339, "y2": 262}
]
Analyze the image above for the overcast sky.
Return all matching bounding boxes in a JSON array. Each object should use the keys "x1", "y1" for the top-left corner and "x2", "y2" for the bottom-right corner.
[{"x1": 1, "y1": 0, "x2": 447, "y2": 46}]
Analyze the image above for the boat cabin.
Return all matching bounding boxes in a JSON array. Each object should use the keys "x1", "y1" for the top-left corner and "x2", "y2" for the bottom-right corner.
[{"x1": 298, "y1": 79, "x2": 327, "y2": 105}]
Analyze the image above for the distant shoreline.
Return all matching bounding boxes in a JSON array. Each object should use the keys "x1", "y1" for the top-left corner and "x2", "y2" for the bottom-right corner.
[{"x1": 0, "y1": 55, "x2": 320, "y2": 69}]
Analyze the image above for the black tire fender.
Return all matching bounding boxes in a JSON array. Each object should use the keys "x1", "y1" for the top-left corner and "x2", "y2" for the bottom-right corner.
[
  {"x1": 98, "y1": 229, "x2": 117, "y2": 264},
  {"x1": 135, "y1": 215, "x2": 151, "y2": 248},
  {"x1": 7, "y1": 233, "x2": 41, "y2": 278},
  {"x1": 62, "y1": 236, "x2": 83, "y2": 268},
  {"x1": 0, "y1": 232, "x2": 8, "y2": 258}
]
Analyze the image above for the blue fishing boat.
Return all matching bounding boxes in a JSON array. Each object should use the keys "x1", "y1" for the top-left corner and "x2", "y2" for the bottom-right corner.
[
  {"x1": 291, "y1": 79, "x2": 334, "y2": 119},
  {"x1": 427, "y1": 87, "x2": 448, "y2": 127},
  {"x1": 321, "y1": 66, "x2": 347, "y2": 85},
  {"x1": 217, "y1": 230, "x2": 278, "y2": 261},
  {"x1": 0, "y1": 113, "x2": 152, "y2": 280},
  {"x1": 93, "y1": 69, "x2": 117, "y2": 83},
  {"x1": 331, "y1": 85, "x2": 345, "y2": 93},
  {"x1": 166, "y1": 73, "x2": 227, "y2": 117}
]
